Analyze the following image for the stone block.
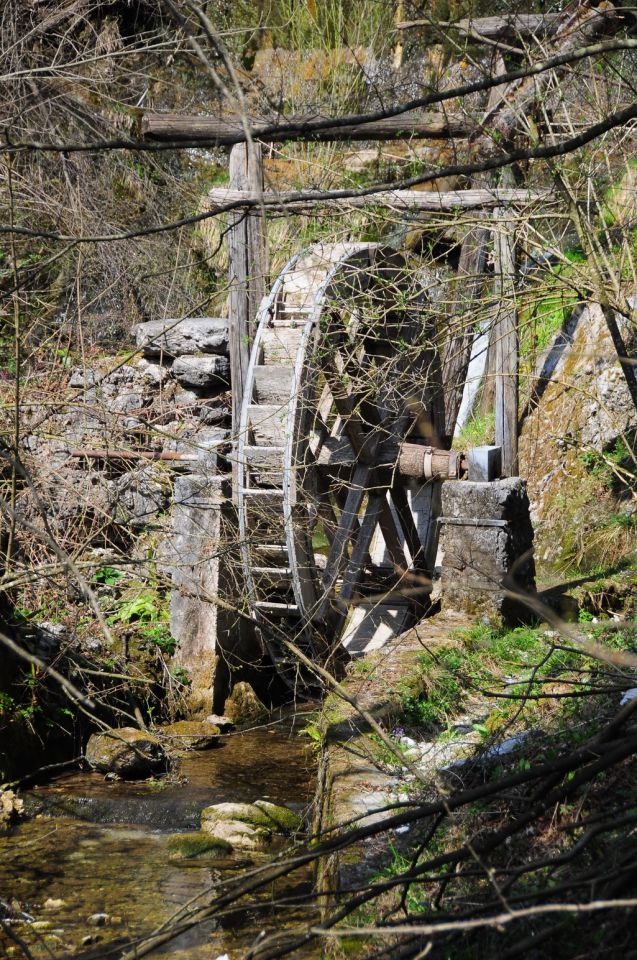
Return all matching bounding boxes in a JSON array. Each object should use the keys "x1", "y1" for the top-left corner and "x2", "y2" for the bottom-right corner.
[
  {"x1": 468, "y1": 446, "x2": 501, "y2": 482},
  {"x1": 110, "y1": 465, "x2": 171, "y2": 530},
  {"x1": 169, "y1": 476, "x2": 229, "y2": 712},
  {"x1": 172, "y1": 355, "x2": 230, "y2": 392},
  {"x1": 134, "y1": 317, "x2": 229, "y2": 358},
  {"x1": 438, "y1": 478, "x2": 536, "y2": 623}
]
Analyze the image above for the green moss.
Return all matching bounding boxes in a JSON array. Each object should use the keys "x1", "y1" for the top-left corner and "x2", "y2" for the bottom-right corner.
[{"x1": 167, "y1": 832, "x2": 232, "y2": 860}]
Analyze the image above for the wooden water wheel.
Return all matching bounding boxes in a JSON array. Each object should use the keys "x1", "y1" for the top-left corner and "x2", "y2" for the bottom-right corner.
[{"x1": 236, "y1": 243, "x2": 462, "y2": 687}]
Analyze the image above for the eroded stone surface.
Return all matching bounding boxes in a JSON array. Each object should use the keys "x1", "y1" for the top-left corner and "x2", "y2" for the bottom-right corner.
[{"x1": 438, "y1": 478, "x2": 536, "y2": 623}]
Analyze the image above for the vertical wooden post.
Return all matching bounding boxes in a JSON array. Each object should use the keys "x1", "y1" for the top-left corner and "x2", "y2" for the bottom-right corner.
[
  {"x1": 440, "y1": 224, "x2": 489, "y2": 442},
  {"x1": 228, "y1": 142, "x2": 267, "y2": 448},
  {"x1": 493, "y1": 208, "x2": 519, "y2": 477}
]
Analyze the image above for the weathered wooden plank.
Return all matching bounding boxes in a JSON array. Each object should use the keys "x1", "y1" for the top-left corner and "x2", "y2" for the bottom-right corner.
[
  {"x1": 440, "y1": 224, "x2": 490, "y2": 441},
  {"x1": 261, "y1": 324, "x2": 304, "y2": 364},
  {"x1": 253, "y1": 365, "x2": 294, "y2": 404},
  {"x1": 209, "y1": 186, "x2": 551, "y2": 212},
  {"x1": 397, "y1": 13, "x2": 562, "y2": 38},
  {"x1": 398, "y1": 9, "x2": 620, "y2": 41},
  {"x1": 141, "y1": 111, "x2": 471, "y2": 144},
  {"x1": 493, "y1": 209, "x2": 519, "y2": 477},
  {"x1": 228, "y1": 143, "x2": 267, "y2": 451},
  {"x1": 248, "y1": 404, "x2": 288, "y2": 446},
  {"x1": 475, "y1": 5, "x2": 620, "y2": 145}
]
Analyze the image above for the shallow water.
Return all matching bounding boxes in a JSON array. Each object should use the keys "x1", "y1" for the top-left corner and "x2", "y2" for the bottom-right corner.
[{"x1": 0, "y1": 720, "x2": 317, "y2": 958}]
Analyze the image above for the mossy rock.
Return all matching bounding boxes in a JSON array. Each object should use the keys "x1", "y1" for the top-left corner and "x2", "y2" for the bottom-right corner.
[
  {"x1": 85, "y1": 728, "x2": 166, "y2": 779},
  {"x1": 168, "y1": 832, "x2": 233, "y2": 860},
  {"x1": 253, "y1": 800, "x2": 301, "y2": 832},
  {"x1": 224, "y1": 682, "x2": 268, "y2": 723},
  {"x1": 158, "y1": 721, "x2": 221, "y2": 752},
  {"x1": 200, "y1": 800, "x2": 301, "y2": 850}
]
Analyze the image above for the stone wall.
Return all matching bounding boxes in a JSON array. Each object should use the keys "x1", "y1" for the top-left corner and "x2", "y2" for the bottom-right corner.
[{"x1": 18, "y1": 316, "x2": 237, "y2": 716}]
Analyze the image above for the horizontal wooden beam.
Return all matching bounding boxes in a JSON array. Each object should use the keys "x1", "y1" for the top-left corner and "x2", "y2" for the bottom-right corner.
[
  {"x1": 69, "y1": 448, "x2": 197, "y2": 462},
  {"x1": 397, "y1": 11, "x2": 619, "y2": 39},
  {"x1": 141, "y1": 111, "x2": 471, "y2": 145},
  {"x1": 207, "y1": 186, "x2": 552, "y2": 212},
  {"x1": 397, "y1": 14, "x2": 560, "y2": 37}
]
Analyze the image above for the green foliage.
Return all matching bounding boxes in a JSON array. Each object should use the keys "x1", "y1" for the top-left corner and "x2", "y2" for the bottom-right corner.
[
  {"x1": 455, "y1": 408, "x2": 495, "y2": 449},
  {"x1": 140, "y1": 624, "x2": 177, "y2": 656},
  {"x1": 396, "y1": 625, "x2": 577, "y2": 733},
  {"x1": 579, "y1": 437, "x2": 636, "y2": 494},
  {"x1": 170, "y1": 666, "x2": 191, "y2": 687},
  {"x1": 92, "y1": 565, "x2": 125, "y2": 586},
  {"x1": 109, "y1": 590, "x2": 162, "y2": 625}
]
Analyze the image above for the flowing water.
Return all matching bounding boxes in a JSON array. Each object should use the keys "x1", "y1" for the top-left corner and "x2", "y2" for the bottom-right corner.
[{"x1": 0, "y1": 717, "x2": 317, "y2": 959}]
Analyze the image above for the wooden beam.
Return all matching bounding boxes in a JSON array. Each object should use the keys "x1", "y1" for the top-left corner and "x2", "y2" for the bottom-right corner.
[
  {"x1": 397, "y1": 9, "x2": 622, "y2": 40},
  {"x1": 493, "y1": 208, "x2": 519, "y2": 477},
  {"x1": 69, "y1": 449, "x2": 198, "y2": 462},
  {"x1": 141, "y1": 111, "x2": 471, "y2": 144},
  {"x1": 397, "y1": 13, "x2": 562, "y2": 38},
  {"x1": 208, "y1": 186, "x2": 551, "y2": 212},
  {"x1": 227, "y1": 143, "x2": 267, "y2": 487}
]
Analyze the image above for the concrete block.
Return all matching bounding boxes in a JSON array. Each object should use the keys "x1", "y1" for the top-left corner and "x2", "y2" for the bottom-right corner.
[
  {"x1": 468, "y1": 446, "x2": 502, "y2": 482},
  {"x1": 438, "y1": 478, "x2": 536, "y2": 623}
]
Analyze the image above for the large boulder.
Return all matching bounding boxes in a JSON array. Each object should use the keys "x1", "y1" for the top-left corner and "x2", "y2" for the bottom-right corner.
[
  {"x1": 200, "y1": 800, "x2": 301, "y2": 850},
  {"x1": 85, "y1": 728, "x2": 166, "y2": 778},
  {"x1": 134, "y1": 318, "x2": 229, "y2": 358},
  {"x1": 171, "y1": 355, "x2": 230, "y2": 392}
]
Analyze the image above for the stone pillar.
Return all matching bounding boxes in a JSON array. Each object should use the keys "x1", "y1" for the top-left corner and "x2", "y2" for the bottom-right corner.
[
  {"x1": 170, "y1": 474, "x2": 229, "y2": 715},
  {"x1": 438, "y1": 478, "x2": 536, "y2": 624}
]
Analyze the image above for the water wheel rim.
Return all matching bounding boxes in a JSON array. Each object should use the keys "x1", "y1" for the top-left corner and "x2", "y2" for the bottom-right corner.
[{"x1": 237, "y1": 243, "x2": 436, "y2": 681}]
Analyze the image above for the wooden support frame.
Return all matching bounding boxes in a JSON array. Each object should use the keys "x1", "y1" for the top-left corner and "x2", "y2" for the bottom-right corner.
[
  {"x1": 493, "y1": 207, "x2": 519, "y2": 477},
  {"x1": 227, "y1": 143, "x2": 267, "y2": 459}
]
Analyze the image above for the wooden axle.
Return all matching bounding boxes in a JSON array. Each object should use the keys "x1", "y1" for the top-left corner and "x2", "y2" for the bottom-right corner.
[{"x1": 398, "y1": 444, "x2": 465, "y2": 480}]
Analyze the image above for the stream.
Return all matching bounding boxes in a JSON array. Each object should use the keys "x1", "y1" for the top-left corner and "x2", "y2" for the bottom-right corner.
[{"x1": 0, "y1": 716, "x2": 316, "y2": 959}]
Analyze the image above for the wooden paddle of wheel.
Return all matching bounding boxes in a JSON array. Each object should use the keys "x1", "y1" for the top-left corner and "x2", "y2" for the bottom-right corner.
[{"x1": 237, "y1": 243, "x2": 455, "y2": 691}]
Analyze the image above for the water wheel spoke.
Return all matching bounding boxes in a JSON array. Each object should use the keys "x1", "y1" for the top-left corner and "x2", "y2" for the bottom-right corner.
[
  {"x1": 339, "y1": 494, "x2": 385, "y2": 602},
  {"x1": 389, "y1": 484, "x2": 428, "y2": 574},
  {"x1": 378, "y1": 497, "x2": 408, "y2": 571},
  {"x1": 316, "y1": 463, "x2": 370, "y2": 619}
]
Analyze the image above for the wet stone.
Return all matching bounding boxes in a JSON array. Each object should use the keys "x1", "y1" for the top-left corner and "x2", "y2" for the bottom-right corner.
[
  {"x1": 85, "y1": 728, "x2": 167, "y2": 779},
  {"x1": 159, "y1": 721, "x2": 221, "y2": 752},
  {"x1": 200, "y1": 800, "x2": 300, "y2": 850},
  {"x1": 224, "y1": 682, "x2": 268, "y2": 724}
]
